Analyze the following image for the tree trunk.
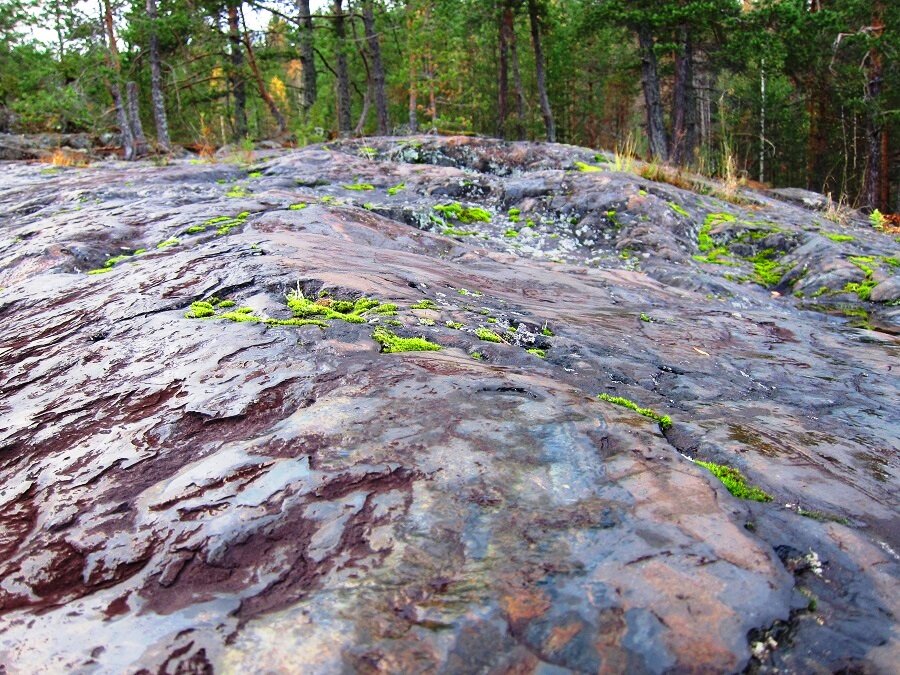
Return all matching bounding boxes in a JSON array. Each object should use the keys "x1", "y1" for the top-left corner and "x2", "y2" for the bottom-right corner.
[
  {"x1": 101, "y1": 0, "x2": 135, "y2": 160},
  {"x1": 332, "y1": 0, "x2": 352, "y2": 136},
  {"x1": 240, "y1": 9, "x2": 287, "y2": 135},
  {"x1": 509, "y1": 5, "x2": 526, "y2": 140},
  {"x1": 297, "y1": 0, "x2": 316, "y2": 116},
  {"x1": 362, "y1": 0, "x2": 389, "y2": 135},
  {"x1": 126, "y1": 81, "x2": 148, "y2": 157},
  {"x1": 671, "y1": 25, "x2": 696, "y2": 166},
  {"x1": 862, "y1": 4, "x2": 885, "y2": 211},
  {"x1": 227, "y1": 3, "x2": 247, "y2": 140},
  {"x1": 528, "y1": 0, "x2": 554, "y2": 142},
  {"x1": 498, "y1": 4, "x2": 512, "y2": 138},
  {"x1": 637, "y1": 24, "x2": 668, "y2": 162},
  {"x1": 146, "y1": 0, "x2": 170, "y2": 151}
]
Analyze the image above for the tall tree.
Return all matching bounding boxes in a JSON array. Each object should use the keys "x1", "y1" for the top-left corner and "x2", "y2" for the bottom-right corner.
[
  {"x1": 101, "y1": 0, "x2": 136, "y2": 159},
  {"x1": 145, "y1": 0, "x2": 170, "y2": 150},
  {"x1": 528, "y1": 0, "x2": 555, "y2": 141},
  {"x1": 296, "y1": 0, "x2": 316, "y2": 118},
  {"x1": 226, "y1": 1, "x2": 247, "y2": 140},
  {"x1": 362, "y1": 0, "x2": 389, "y2": 135},
  {"x1": 332, "y1": 0, "x2": 352, "y2": 136}
]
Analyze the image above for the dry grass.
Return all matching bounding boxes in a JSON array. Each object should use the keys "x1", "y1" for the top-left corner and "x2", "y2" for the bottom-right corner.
[
  {"x1": 823, "y1": 193, "x2": 854, "y2": 226},
  {"x1": 44, "y1": 148, "x2": 90, "y2": 167}
]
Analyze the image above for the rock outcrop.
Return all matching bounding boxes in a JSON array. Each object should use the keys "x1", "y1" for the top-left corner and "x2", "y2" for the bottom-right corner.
[{"x1": 0, "y1": 137, "x2": 897, "y2": 673}]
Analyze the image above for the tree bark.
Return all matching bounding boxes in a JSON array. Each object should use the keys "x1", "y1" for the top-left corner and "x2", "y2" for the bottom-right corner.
[
  {"x1": 227, "y1": 3, "x2": 247, "y2": 140},
  {"x1": 332, "y1": 0, "x2": 352, "y2": 136},
  {"x1": 498, "y1": 4, "x2": 512, "y2": 138},
  {"x1": 146, "y1": 0, "x2": 170, "y2": 151},
  {"x1": 862, "y1": 3, "x2": 885, "y2": 211},
  {"x1": 101, "y1": 0, "x2": 135, "y2": 160},
  {"x1": 671, "y1": 25, "x2": 696, "y2": 166},
  {"x1": 240, "y1": 9, "x2": 287, "y2": 135},
  {"x1": 508, "y1": 4, "x2": 526, "y2": 140},
  {"x1": 362, "y1": 0, "x2": 389, "y2": 135},
  {"x1": 637, "y1": 24, "x2": 668, "y2": 162},
  {"x1": 126, "y1": 81, "x2": 148, "y2": 157},
  {"x1": 296, "y1": 0, "x2": 316, "y2": 116},
  {"x1": 528, "y1": 0, "x2": 554, "y2": 142}
]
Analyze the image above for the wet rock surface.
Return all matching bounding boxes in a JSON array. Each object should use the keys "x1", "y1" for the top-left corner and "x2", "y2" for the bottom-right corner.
[{"x1": 0, "y1": 136, "x2": 897, "y2": 673}]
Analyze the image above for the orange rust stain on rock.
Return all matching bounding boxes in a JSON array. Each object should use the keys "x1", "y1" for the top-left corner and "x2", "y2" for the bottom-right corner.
[
  {"x1": 545, "y1": 621, "x2": 582, "y2": 653},
  {"x1": 501, "y1": 589, "x2": 551, "y2": 624}
]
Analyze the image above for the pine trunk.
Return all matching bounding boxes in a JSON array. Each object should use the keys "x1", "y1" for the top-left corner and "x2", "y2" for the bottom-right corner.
[
  {"x1": 509, "y1": 7, "x2": 526, "y2": 140},
  {"x1": 498, "y1": 5, "x2": 512, "y2": 139},
  {"x1": 297, "y1": 0, "x2": 317, "y2": 116},
  {"x1": 361, "y1": 1, "x2": 389, "y2": 135},
  {"x1": 102, "y1": 0, "x2": 134, "y2": 160},
  {"x1": 227, "y1": 3, "x2": 247, "y2": 140},
  {"x1": 637, "y1": 24, "x2": 668, "y2": 162},
  {"x1": 146, "y1": 0, "x2": 170, "y2": 151},
  {"x1": 862, "y1": 4, "x2": 885, "y2": 211},
  {"x1": 332, "y1": 0, "x2": 352, "y2": 136},
  {"x1": 671, "y1": 26, "x2": 696, "y2": 166},
  {"x1": 528, "y1": 0, "x2": 554, "y2": 142},
  {"x1": 126, "y1": 81, "x2": 148, "y2": 157}
]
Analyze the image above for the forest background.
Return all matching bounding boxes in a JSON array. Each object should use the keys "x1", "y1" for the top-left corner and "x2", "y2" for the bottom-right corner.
[{"x1": 0, "y1": 0, "x2": 896, "y2": 211}]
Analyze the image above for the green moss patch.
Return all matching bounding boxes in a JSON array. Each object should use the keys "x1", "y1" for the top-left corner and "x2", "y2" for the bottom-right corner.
[
  {"x1": 695, "y1": 460, "x2": 772, "y2": 502},
  {"x1": 574, "y1": 161, "x2": 602, "y2": 173},
  {"x1": 387, "y1": 182, "x2": 406, "y2": 196},
  {"x1": 372, "y1": 326, "x2": 441, "y2": 353},
  {"x1": 410, "y1": 299, "x2": 437, "y2": 310},
  {"x1": 343, "y1": 182, "x2": 375, "y2": 191},
  {"x1": 668, "y1": 202, "x2": 690, "y2": 218},
  {"x1": 698, "y1": 212, "x2": 736, "y2": 252},
  {"x1": 597, "y1": 393, "x2": 672, "y2": 430},
  {"x1": 476, "y1": 327, "x2": 503, "y2": 343},
  {"x1": 433, "y1": 202, "x2": 491, "y2": 223},
  {"x1": 824, "y1": 232, "x2": 854, "y2": 243},
  {"x1": 156, "y1": 238, "x2": 180, "y2": 249},
  {"x1": 226, "y1": 184, "x2": 251, "y2": 198}
]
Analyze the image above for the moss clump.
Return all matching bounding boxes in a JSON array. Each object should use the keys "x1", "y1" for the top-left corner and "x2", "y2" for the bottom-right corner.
[
  {"x1": 443, "y1": 227, "x2": 479, "y2": 237},
  {"x1": 746, "y1": 249, "x2": 789, "y2": 287},
  {"x1": 186, "y1": 301, "x2": 216, "y2": 318},
  {"x1": 541, "y1": 323, "x2": 553, "y2": 336},
  {"x1": 503, "y1": 229, "x2": 519, "y2": 238},
  {"x1": 843, "y1": 279, "x2": 877, "y2": 301},
  {"x1": 286, "y1": 289, "x2": 385, "y2": 323},
  {"x1": 343, "y1": 182, "x2": 375, "y2": 191},
  {"x1": 410, "y1": 299, "x2": 437, "y2": 310},
  {"x1": 220, "y1": 309, "x2": 260, "y2": 323},
  {"x1": 526, "y1": 348, "x2": 546, "y2": 358},
  {"x1": 668, "y1": 202, "x2": 690, "y2": 218},
  {"x1": 87, "y1": 267, "x2": 114, "y2": 275},
  {"x1": 157, "y1": 238, "x2": 180, "y2": 249},
  {"x1": 695, "y1": 460, "x2": 772, "y2": 502},
  {"x1": 471, "y1": 351, "x2": 484, "y2": 360},
  {"x1": 418, "y1": 317, "x2": 436, "y2": 326},
  {"x1": 698, "y1": 212, "x2": 736, "y2": 252},
  {"x1": 446, "y1": 321, "x2": 464, "y2": 329},
  {"x1": 692, "y1": 246, "x2": 737, "y2": 266},
  {"x1": 289, "y1": 202, "x2": 307, "y2": 210},
  {"x1": 433, "y1": 202, "x2": 491, "y2": 223},
  {"x1": 387, "y1": 182, "x2": 406, "y2": 196},
  {"x1": 476, "y1": 327, "x2": 503, "y2": 343},
  {"x1": 218, "y1": 300, "x2": 236, "y2": 308},
  {"x1": 824, "y1": 232, "x2": 854, "y2": 243},
  {"x1": 574, "y1": 161, "x2": 602, "y2": 173},
  {"x1": 508, "y1": 208, "x2": 521, "y2": 217},
  {"x1": 372, "y1": 326, "x2": 441, "y2": 353},
  {"x1": 265, "y1": 317, "x2": 329, "y2": 328},
  {"x1": 247, "y1": 171, "x2": 263, "y2": 179},
  {"x1": 640, "y1": 313, "x2": 652, "y2": 322},
  {"x1": 225, "y1": 184, "x2": 251, "y2": 198},
  {"x1": 597, "y1": 393, "x2": 672, "y2": 430}
]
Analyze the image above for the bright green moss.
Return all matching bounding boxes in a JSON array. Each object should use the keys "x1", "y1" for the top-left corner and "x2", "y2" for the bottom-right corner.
[
  {"x1": 372, "y1": 326, "x2": 441, "y2": 353},
  {"x1": 446, "y1": 321, "x2": 464, "y2": 329},
  {"x1": 526, "y1": 348, "x2": 546, "y2": 358},
  {"x1": 443, "y1": 227, "x2": 479, "y2": 236},
  {"x1": 221, "y1": 309, "x2": 259, "y2": 323},
  {"x1": 541, "y1": 323, "x2": 554, "y2": 336},
  {"x1": 87, "y1": 267, "x2": 114, "y2": 275},
  {"x1": 418, "y1": 317, "x2": 436, "y2": 326},
  {"x1": 358, "y1": 146, "x2": 377, "y2": 159},
  {"x1": 597, "y1": 393, "x2": 672, "y2": 430},
  {"x1": 218, "y1": 300, "x2": 236, "y2": 308},
  {"x1": 248, "y1": 171, "x2": 263, "y2": 179},
  {"x1": 471, "y1": 351, "x2": 484, "y2": 360},
  {"x1": 226, "y1": 184, "x2": 250, "y2": 198},
  {"x1": 640, "y1": 313, "x2": 652, "y2": 322},
  {"x1": 343, "y1": 182, "x2": 375, "y2": 191},
  {"x1": 476, "y1": 327, "x2": 503, "y2": 343},
  {"x1": 433, "y1": 202, "x2": 491, "y2": 223},
  {"x1": 698, "y1": 212, "x2": 736, "y2": 252},
  {"x1": 574, "y1": 161, "x2": 602, "y2": 172},
  {"x1": 508, "y1": 208, "x2": 521, "y2": 217},
  {"x1": 185, "y1": 225, "x2": 207, "y2": 234},
  {"x1": 504, "y1": 229, "x2": 519, "y2": 238},
  {"x1": 693, "y1": 247, "x2": 737, "y2": 266},
  {"x1": 265, "y1": 317, "x2": 329, "y2": 328},
  {"x1": 824, "y1": 232, "x2": 854, "y2": 243},
  {"x1": 186, "y1": 301, "x2": 216, "y2": 318},
  {"x1": 289, "y1": 203, "x2": 307, "y2": 210},
  {"x1": 387, "y1": 182, "x2": 406, "y2": 196},
  {"x1": 286, "y1": 289, "x2": 385, "y2": 323},
  {"x1": 695, "y1": 460, "x2": 772, "y2": 502},
  {"x1": 668, "y1": 202, "x2": 690, "y2": 218},
  {"x1": 157, "y1": 238, "x2": 180, "y2": 249},
  {"x1": 410, "y1": 299, "x2": 437, "y2": 310}
]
